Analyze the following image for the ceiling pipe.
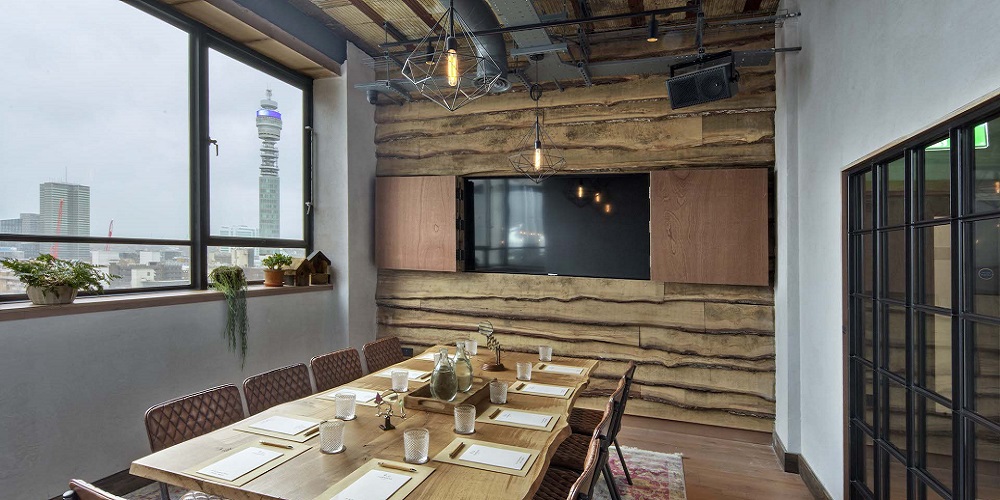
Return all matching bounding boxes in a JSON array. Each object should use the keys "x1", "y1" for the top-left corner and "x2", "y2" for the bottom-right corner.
[{"x1": 443, "y1": 0, "x2": 511, "y2": 92}]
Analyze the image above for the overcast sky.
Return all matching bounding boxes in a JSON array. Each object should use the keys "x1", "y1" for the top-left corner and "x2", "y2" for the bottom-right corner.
[{"x1": 1, "y1": 1, "x2": 304, "y2": 241}]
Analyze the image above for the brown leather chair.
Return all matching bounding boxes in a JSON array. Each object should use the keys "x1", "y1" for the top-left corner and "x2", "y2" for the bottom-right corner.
[
  {"x1": 567, "y1": 361, "x2": 636, "y2": 484},
  {"x1": 310, "y1": 347, "x2": 364, "y2": 392},
  {"x1": 362, "y1": 337, "x2": 407, "y2": 373},
  {"x1": 550, "y1": 377, "x2": 625, "y2": 475},
  {"x1": 243, "y1": 363, "x2": 313, "y2": 415},
  {"x1": 63, "y1": 479, "x2": 222, "y2": 500},
  {"x1": 533, "y1": 402, "x2": 614, "y2": 500},
  {"x1": 144, "y1": 385, "x2": 244, "y2": 500}
]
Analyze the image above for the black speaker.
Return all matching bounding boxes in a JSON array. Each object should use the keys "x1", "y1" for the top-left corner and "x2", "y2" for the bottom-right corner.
[{"x1": 666, "y1": 63, "x2": 738, "y2": 109}]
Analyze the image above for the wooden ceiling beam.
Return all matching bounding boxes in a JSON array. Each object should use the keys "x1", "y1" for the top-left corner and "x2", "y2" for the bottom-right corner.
[
  {"x1": 400, "y1": 0, "x2": 438, "y2": 29},
  {"x1": 743, "y1": 0, "x2": 765, "y2": 13},
  {"x1": 629, "y1": 0, "x2": 645, "y2": 27},
  {"x1": 344, "y1": 0, "x2": 408, "y2": 43}
]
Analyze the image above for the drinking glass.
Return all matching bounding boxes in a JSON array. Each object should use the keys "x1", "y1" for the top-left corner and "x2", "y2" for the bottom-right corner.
[
  {"x1": 454, "y1": 404, "x2": 476, "y2": 434},
  {"x1": 320, "y1": 420, "x2": 345, "y2": 454},
  {"x1": 538, "y1": 345, "x2": 553, "y2": 362},
  {"x1": 391, "y1": 369, "x2": 409, "y2": 392},
  {"x1": 464, "y1": 339, "x2": 478, "y2": 356},
  {"x1": 489, "y1": 379, "x2": 508, "y2": 404},
  {"x1": 516, "y1": 362, "x2": 532, "y2": 381},
  {"x1": 335, "y1": 392, "x2": 357, "y2": 421},
  {"x1": 403, "y1": 428, "x2": 430, "y2": 464}
]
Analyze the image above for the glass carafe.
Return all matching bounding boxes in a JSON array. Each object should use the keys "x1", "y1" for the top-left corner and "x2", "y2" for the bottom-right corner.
[
  {"x1": 430, "y1": 347, "x2": 458, "y2": 401},
  {"x1": 454, "y1": 342, "x2": 474, "y2": 392}
]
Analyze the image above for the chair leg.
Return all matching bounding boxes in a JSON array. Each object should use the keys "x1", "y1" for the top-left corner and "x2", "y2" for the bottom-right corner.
[
  {"x1": 603, "y1": 462, "x2": 623, "y2": 500},
  {"x1": 158, "y1": 482, "x2": 170, "y2": 500},
  {"x1": 614, "y1": 438, "x2": 633, "y2": 485}
]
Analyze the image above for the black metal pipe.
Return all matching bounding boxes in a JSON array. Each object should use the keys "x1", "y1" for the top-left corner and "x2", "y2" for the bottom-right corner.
[{"x1": 379, "y1": 5, "x2": 698, "y2": 48}]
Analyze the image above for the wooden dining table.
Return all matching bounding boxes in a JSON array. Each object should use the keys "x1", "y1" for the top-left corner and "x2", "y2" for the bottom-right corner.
[{"x1": 130, "y1": 345, "x2": 598, "y2": 500}]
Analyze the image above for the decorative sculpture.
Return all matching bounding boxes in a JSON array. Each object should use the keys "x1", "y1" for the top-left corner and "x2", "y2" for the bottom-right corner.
[
  {"x1": 374, "y1": 390, "x2": 406, "y2": 431},
  {"x1": 479, "y1": 320, "x2": 505, "y2": 372}
]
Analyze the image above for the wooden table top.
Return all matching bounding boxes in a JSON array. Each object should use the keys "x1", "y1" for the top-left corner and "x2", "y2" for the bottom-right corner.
[{"x1": 130, "y1": 346, "x2": 597, "y2": 500}]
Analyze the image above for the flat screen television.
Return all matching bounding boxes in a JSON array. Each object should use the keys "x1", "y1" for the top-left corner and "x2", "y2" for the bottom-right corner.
[{"x1": 465, "y1": 174, "x2": 650, "y2": 279}]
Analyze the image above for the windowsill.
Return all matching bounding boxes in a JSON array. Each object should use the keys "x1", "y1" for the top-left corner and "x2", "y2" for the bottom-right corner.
[{"x1": 0, "y1": 284, "x2": 333, "y2": 322}]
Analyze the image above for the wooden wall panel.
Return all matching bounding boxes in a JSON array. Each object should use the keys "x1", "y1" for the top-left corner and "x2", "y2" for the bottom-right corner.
[
  {"x1": 651, "y1": 169, "x2": 769, "y2": 286},
  {"x1": 375, "y1": 176, "x2": 457, "y2": 271},
  {"x1": 374, "y1": 30, "x2": 777, "y2": 431}
]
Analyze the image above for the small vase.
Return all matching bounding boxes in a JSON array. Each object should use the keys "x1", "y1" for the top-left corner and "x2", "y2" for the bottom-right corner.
[
  {"x1": 263, "y1": 269, "x2": 284, "y2": 287},
  {"x1": 454, "y1": 343, "x2": 474, "y2": 392},
  {"x1": 26, "y1": 285, "x2": 78, "y2": 305}
]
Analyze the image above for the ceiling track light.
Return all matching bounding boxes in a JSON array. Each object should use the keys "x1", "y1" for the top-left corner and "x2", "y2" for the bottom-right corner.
[{"x1": 646, "y1": 15, "x2": 659, "y2": 43}]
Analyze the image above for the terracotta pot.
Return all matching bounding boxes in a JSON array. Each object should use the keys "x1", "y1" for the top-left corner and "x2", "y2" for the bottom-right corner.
[
  {"x1": 263, "y1": 269, "x2": 285, "y2": 287},
  {"x1": 26, "y1": 285, "x2": 78, "y2": 305}
]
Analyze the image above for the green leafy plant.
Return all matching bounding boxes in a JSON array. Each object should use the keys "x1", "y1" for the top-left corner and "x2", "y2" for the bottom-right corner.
[
  {"x1": 261, "y1": 252, "x2": 293, "y2": 270},
  {"x1": 209, "y1": 265, "x2": 249, "y2": 368},
  {"x1": 0, "y1": 254, "x2": 118, "y2": 294}
]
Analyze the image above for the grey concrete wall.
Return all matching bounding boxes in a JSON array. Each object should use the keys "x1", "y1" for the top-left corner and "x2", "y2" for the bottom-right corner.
[
  {"x1": 775, "y1": 0, "x2": 1000, "y2": 497},
  {"x1": 0, "y1": 291, "x2": 337, "y2": 499}
]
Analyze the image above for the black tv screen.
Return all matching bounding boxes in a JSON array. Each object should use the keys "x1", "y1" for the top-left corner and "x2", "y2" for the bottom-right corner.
[{"x1": 465, "y1": 174, "x2": 650, "y2": 279}]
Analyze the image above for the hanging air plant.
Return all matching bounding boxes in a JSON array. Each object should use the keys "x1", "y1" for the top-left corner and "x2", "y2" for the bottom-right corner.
[{"x1": 209, "y1": 266, "x2": 249, "y2": 367}]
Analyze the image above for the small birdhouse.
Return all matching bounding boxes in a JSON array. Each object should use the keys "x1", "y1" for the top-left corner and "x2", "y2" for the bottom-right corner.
[
  {"x1": 283, "y1": 257, "x2": 314, "y2": 286},
  {"x1": 307, "y1": 250, "x2": 332, "y2": 285}
]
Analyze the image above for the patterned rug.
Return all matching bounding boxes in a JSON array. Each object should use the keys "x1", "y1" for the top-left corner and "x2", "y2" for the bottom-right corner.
[
  {"x1": 592, "y1": 446, "x2": 687, "y2": 500},
  {"x1": 124, "y1": 446, "x2": 686, "y2": 500}
]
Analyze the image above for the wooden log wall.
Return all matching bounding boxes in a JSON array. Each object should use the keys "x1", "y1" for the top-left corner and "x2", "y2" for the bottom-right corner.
[{"x1": 374, "y1": 31, "x2": 777, "y2": 432}]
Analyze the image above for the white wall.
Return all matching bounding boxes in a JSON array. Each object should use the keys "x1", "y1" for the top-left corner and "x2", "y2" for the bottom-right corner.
[
  {"x1": 0, "y1": 292, "x2": 337, "y2": 499},
  {"x1": 775, "y1": 0, "x2": 1000, "y2": 497},
  {"x1": 314, "y1": 42, "x2": 378, "y2": 356}
]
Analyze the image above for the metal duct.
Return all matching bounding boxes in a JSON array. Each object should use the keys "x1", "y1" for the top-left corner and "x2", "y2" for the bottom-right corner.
[{"x1": 445, "y1": 0, "x2": 511, "y2": 92}]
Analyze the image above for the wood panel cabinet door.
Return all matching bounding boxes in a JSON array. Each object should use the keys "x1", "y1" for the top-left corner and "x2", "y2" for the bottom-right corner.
[
  {"x1": 650, "y1": 168, "x2": 769, "y2": 286},
  {"x1": 375, "y1": 176, "x2": 459, "y2": 272}
]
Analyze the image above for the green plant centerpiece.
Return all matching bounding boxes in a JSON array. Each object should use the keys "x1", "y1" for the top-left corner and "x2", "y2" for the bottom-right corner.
[
  {"x1": 261, "y1": 252, "x2": 293, "y2": 287},
  {"x1": 0, "y1": 254, "x2": 118, "y2": 305},
  {"x1": 209, "y1": 265, "x2": 249, "y2": 367}
]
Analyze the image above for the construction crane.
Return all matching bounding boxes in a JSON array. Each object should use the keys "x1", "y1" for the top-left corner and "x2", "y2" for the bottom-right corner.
[
  {"x1": 105, "y1": 220, "x2": 114, "y2": 251},
  {"x1": 49, "y1": 199, "x2": 64, "y2": 258}
]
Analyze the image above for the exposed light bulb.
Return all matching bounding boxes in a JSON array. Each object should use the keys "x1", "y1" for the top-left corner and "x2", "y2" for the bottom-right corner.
[
  {"x1": 995, "y1": 180, "x2": 999, "y2": 194},
  {"x1": 446, "y1": 48, "x2": 458, "y2": 87},
  {"x1": 594, "y1": 192, "x2": 601, "y2": 203},
  {"x1": 533, "y1": 139, "x2": 542, "y2": 170},
  {"x1": 605, "y1": 203, "x2": 612, "y2": 214},
  {"x1": 577, "y1": 184, "x2": 584, "y2": 198}
]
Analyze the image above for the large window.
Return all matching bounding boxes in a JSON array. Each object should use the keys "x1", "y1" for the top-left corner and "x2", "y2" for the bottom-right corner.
[
  {"x1": 0, "y1": 1, "x2": 312, "y2": 299},
  {"x1": 847, "y1": 106, "x2": 1000, "y2": 499}
]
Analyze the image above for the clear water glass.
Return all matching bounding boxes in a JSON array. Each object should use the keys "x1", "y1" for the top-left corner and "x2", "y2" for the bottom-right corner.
[
  {"x1": 320, "y1": 420, "x2": 345, "y2": 454},
  {"x1": 464, "y1": 339, "x2": 478, "y2": 356},
  {"x1": 403, "y1": 428, "x2": 430, "y2": 464},
  {"x1": 538, "y1": 345, "x2": 553, "y2": 362},
  {"x1": 454, "y1": 404, "x2": 476, "y2": 434},
  {"x1": 391, "y1": 369, "x2": 409, "y2": 392},
  {"x1": 516, "y1": 362, "x2": 532, "y2": 381},
  {"x1": 489, "y1": 379, "x2": 508, "y2": 404},
  {"x1": 335, "y1": 392, "x2": 356, "y2": 421}
]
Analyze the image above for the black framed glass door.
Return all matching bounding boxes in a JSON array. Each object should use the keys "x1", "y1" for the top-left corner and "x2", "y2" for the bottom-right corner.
[{"x1": 847, "y1": 108, "x2": 1000, "y2": 500}]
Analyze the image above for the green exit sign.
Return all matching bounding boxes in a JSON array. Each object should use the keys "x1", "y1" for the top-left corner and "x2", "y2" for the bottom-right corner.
[{"x1": 927, "y1": 123, "x2": 989, "y2": 151}]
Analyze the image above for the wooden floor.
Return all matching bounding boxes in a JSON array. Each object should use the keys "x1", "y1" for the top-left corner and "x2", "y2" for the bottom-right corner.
[{"x1": 617, "y1": 416, "x2": 814, "y2": 500}]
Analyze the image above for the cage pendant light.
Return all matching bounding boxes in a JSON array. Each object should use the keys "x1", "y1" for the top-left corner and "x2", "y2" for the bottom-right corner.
[
  {"x1": 509, "y1": 61, "x2": 566, "y2": 183},
  {"x1": 401, "y1": 0, "x2": 503, "y2": 112}
]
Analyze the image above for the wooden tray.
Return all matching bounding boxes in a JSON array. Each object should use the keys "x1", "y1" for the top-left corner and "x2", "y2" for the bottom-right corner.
[{"x1": 403, "y1": 376, "x2": 492, "y2": 415}]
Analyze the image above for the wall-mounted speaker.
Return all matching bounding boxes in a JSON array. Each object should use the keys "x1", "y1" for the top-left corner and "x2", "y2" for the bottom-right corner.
[{"x1": 666, "y1": 62, "x2": 738, "y2": 109}]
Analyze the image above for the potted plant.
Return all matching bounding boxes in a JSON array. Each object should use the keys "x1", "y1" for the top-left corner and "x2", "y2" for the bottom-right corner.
[
  {"x1": 261, "y1": 252, "x2": 293, "y2": 287},
  {"x1": 209, "y1": 266, "x2": 249, "y2": 367},
  {"x1": 0, "y1": 254, "x2": 118, "y2": 305}
]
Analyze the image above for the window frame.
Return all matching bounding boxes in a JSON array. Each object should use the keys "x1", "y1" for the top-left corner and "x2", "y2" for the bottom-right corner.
[{"x1": 0, "y1": 0, "x2": 314, "y2": 300}]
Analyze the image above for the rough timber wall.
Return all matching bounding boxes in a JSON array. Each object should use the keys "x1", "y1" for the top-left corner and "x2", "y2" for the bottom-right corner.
[{"x1": 374, "y1": 32, "x2": 777, "y2": 432}]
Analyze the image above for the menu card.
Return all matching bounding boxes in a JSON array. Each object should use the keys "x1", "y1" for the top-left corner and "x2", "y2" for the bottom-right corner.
[
  {"x1": 329, "y1": 470, "x2": 411, "y2": 500},
  {"x1": 376, "y1": 369, "x2": 429, "y2": 381},
  {"x1": 457, "y1": 444, "x2": 531, "y2": 471},
  {"x1": 520, "y1": 383, "x2": 570, "y2": 396},
  {"x1": 249, "y1": 415, "x2": 316, "y2": 436},
  {"x1": 197, "y1": 447, "x2": 282, "y2": 482},
  {"x1": 538, "y1": 364, "x2": 585, "y2": 375},
  {"x1": 319, "y1": 387, "x2": 379, "y2": 403},
  {"x1": 494, "y1": 410, "x2": 553, "y2": 428}
]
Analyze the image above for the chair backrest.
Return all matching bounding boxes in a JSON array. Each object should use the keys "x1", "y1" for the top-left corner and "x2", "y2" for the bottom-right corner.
[
  {"x1": 310, "y1": 348, "x2": 364, "y2": 392},
  {"x1": 610, "y1": 361, "x2": 636, "y2": 440},
  {"x1": 243, "y1": 363, "x2": 313, "y2": 415},
  {"x1": 362, "y1": 337, "x2": 406, "y2": 373},
  {"x1": 63, "y1": 479, "x2": 125, "y2": 500},
  {"x1": 144, "y1": 384, "x2": 245, "y2": 453},
  {"x1": 568, "y1": 399, "x2": 615, "y2": 500}
]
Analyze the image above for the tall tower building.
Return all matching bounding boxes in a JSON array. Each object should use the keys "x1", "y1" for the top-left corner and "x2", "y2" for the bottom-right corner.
[
  {"x1": 40, "y1": 182, "x2": 91, "y2": 261},
  {"x1": 257, "y1": 89, "x2": 282, "y2": 239}
]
